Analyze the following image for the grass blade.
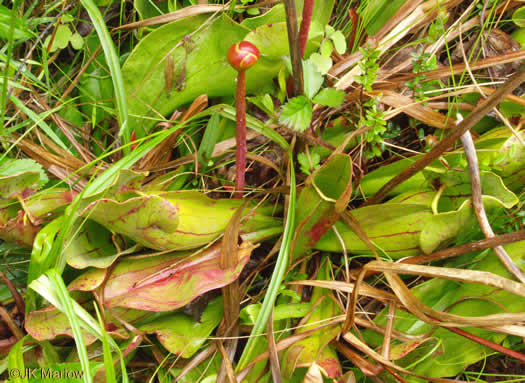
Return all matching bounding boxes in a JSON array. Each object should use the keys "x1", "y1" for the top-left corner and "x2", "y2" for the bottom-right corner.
[
  {"x1": 30, "y1": 271, "x2": 128, "y2": 382},
  {"x1": 7, "y1": 336, "x2": 28, "y2": 383},
  {"x1": 236, "y1": 152, "x2": 296, "y2": 370},
  {"x1": 93, "y1": 304, "x2": 117, "y2": 383},
  {"x1": 80, "y1": 0, "x2": 129, "y2": 148},
  {"x1": 31, "y1": 270, "x2": 92, "y2": 383}
]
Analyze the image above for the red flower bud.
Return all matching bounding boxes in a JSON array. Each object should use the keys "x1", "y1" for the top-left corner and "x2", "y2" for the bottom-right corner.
[{"x1": 227, "y1": 41, "x2": 260, "y2": 72}]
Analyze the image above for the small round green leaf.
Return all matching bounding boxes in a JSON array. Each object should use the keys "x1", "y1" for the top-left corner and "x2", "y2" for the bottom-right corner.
[
  {"x1": 330, "y1": 30, "x2": 347, "y2": 54},
  {"x1": 320, "y1": 39, "x2": 333, "y2": 58},
  {"x1": 512, "y1": 6, "x2": 525, "y2": 28},
  {"x1": 70, "y1": 32, "x2": 84, "y2": 50},
  {"x1": 309, "y1": 52, "x2": 332, "y2": 75}
]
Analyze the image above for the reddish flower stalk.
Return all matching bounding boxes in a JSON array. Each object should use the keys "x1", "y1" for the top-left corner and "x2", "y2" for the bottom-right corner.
[
  {"x1": 130, "y1": 130, "x2": 138, "y2": 151},
  {"x1": 235, "y1": 70, "x2": 247, "y2": 198},
  {"x1": 227, "y1": 41, "x2": 260, "y2": 198},
  {"x1": 299, "y1": 0, "x2": 314, "y2": 57}
]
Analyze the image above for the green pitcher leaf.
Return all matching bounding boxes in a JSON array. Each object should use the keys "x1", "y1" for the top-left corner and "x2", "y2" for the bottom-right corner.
[
  {"x1": 79, "y1": 190, "x2": 279, "y2": 251},
  {"x1": 388, "y1": 338, "x2": 438, "y2": 361},
  {"x1": 25, "y1": 292, "x2": 98, "y2": 345},
  {"x1": 0, "y1": 208, "x2": 40, "y2": 248},
  {"x1": 66, "y1": 220, "x2": 136, "y2": 269},
  {"x1": 476, "y1": 128, "x2": 525, "y2": 193},
  {"x1": 101, "y1": 242, "x2": 254, "y2": 311},
  {"x1": 388, "y1": 170, "x2": 518, "y2": 213},
  {"x1": 241, "y1": 4, "x2": 287, "y2": 29},
  {"x1": 69, "y1": 267, "x2": 107, "y2": 292},
  {"x1": 79, "y1": 194, "x2": 180, "y2": 250},
  {"x1": 25, "y1": 296, "x2": 148, "y2": 344},
  {"x1": 0, "y1": 188, "x2": 74, "y2": 248},
  {"x1": 430, "y1": 170, "x2": 518, "y2": 212},
  {"x1": 242, "y1": 0, "x2": 333, "y2": 51},
  {"x1": 419, "y1": 195, "x2": 513, "y2": 254},
  {"x1": 281, "y1": 259, "x2": 342, "y2": 379},
  {"x1": 80, "y1": 168, "x2": 146, "y2": 204},
  {"x1": 0, "y1": 159, "x2": 45, "y2": 207},
  {"x1": 359, "y1": 127, "x2": 525, "y2": 198},
  {"x1": 292, "y1": 154, "x2": 352, "y2": 260},
  {"x1": 123, "y1": 14, "x2": 280, "y2": 135},
  {"x1": 244, "y1": 21, "x2": 290, "y2": 59},
  {"x1": 24, "y1": 189, "x2": 76, "y2": 224},
  {"x1": 364, "y1": 240, "x2": 525, "y2": 381},
  {"x1": 315, "y1": 204, "x2": 433, "y2": 259},
  {"x1": 358, "y1": 156, "x2": 434, "y2": 198},
  {"x1": 387, "y1": 190, "x2": 435, "y2": 208},
  {"x1": 139, "y1": 297, "x2": 223, "y2": 358}
]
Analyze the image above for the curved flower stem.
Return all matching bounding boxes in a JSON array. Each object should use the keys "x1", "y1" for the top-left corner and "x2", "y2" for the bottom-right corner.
[
  {"x1": 299, "y1": 0, "x2": 314, "y2": 57},
  {"x1": 235, "y1": 70, "x2": 247, "y2": 198}
]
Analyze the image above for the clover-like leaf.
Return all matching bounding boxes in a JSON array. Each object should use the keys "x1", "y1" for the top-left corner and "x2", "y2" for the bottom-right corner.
[
  {"x1": 70, "y1": 32, "x2": 83, "y2": 50},
  {"x1": 320, "y1": 39, "x2": 333, "y2": 57},
  {"x1": 512, "y1": 6, "x2": 525, "y2": 28}
]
